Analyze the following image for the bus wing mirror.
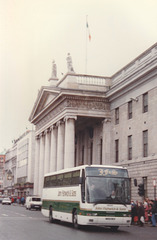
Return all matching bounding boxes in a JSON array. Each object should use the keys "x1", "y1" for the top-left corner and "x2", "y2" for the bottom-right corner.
[{"x1": 79, "y1": 177, "x2": 83, "y2": 184}]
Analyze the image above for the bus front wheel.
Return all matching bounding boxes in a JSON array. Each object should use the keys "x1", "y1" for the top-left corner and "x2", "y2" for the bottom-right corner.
[
  {"x1": 73, "y1": 210, "x2": 80, "y2": 229},
  {"x1": 49, "y1": 207, "x2": 54, "y2": 223}
]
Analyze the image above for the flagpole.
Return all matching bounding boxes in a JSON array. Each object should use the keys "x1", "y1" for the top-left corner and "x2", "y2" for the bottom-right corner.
[{"x1": 85, "y1": 15, "x2": 88, "y2": 74}]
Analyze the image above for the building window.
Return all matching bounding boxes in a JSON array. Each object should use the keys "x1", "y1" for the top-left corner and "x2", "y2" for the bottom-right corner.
[
  {"x1": 128, "y1": 135, "x2": 132, "y2": 160},
  {"x1": 115, "y1": 108, "x2": 119, "y2": 124},
  {"x1": 143, "y1": 130, "x2": 148, "y2": 157},
  {"x1": 128, "y1": 101, "x2": 132, "y2": 119},
  {"x1": 115, "y1": 139, "x2": 119, "y2": 162},
  {"x1": 143, "y1": 92, "x2": 148, "y2": 113},
  {"x1": 143, "y1": 177, "x2": 147, "y2": 198}
]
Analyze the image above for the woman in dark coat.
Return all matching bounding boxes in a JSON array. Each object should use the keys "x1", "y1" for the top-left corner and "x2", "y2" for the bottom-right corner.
[{"x1": 137, "y1": 202, "x2": 145, "y2": 227}]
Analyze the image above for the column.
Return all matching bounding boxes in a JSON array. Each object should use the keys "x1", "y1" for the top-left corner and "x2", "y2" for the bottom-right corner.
[
  {"x1": 50, "y1": 125, "x2": 57, "y2": 172},
  {"x1": 102, "y1": 118, "x2": 111, "y2": 165},
  {"x1": 76, "y1": 131, "x2": 81, "y2": 166},
  {"x1": 33, "y1": 135, "x2": 40, "y2": 195},
  {"x1": 64, "y1": 116, "x2": 77, "y2": 168},
  {"x1": 84, "y1": 129, "x2": 89, "y2": 165},
  {"x1": 44, "y1": 129, "x2": 51, "y2": 175},
  {"x1": 38, "y1": 133, "x2": 45, "y2": 196},
  {"x1": 56, "y1": 120, "x2": 65, "y2": 171}
]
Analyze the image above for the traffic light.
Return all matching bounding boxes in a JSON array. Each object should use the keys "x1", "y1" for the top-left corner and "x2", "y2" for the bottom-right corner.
[{"x1": 138, "y1": 183, "x2": 144, "y2": 196}]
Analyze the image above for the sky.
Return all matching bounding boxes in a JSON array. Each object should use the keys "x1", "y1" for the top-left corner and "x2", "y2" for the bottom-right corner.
[{"x1": 0, "y1": 0, "x2": 157, "y2": 153}]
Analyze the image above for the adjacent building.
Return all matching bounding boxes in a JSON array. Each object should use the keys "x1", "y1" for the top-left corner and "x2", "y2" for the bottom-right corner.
[
  {"x1": 28, "y1": 43, "x2": 157, "y2": 200},
  {"x1": 0, "y1": 154, "x2": 5, "y2": 195},
  {"x1": 3, "y1": 130, "x2": 35, "y2": 198}
]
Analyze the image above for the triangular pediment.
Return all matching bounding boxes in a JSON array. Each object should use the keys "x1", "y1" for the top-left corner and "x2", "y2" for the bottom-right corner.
[
  {"x1": 43, "y1": 94, "x2": 55, "y2": 108},
  {"x1": 29, "y1": 87, "x2": 59, "y2": 122}
]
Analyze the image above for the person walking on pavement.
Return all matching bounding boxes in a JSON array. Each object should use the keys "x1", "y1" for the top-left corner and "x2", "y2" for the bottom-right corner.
[
  {"x1": 151, "y1": 199, "x2": 157, "y2": 227},
  {"x1": 137, "y1": 202, "x2": 145, "y2": 227}
]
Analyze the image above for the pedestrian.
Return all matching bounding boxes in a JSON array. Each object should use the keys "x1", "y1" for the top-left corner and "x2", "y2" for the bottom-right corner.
[
  {"x1": 146, "y1": 199, "x2": 152, "y2": 223},
  {"x1": 133, "y1": 201, "x2": 139, "y2": 225},
  {"x1": 144, "y1": 199, "x2": 149, "y2": 223},
  {"x1": 11, "y1": 197, "x2": 14, "y2": 203},
  {"x1": 137, "y1": 202, "x2": 145, "y2": 227},
  {"x1": 21, "y1": 196, "x2": 25, "y2": 205},
  {"x1": 150, "y1": 200, "x2": 157, "y2": 227},
  {"x1": 131, "y1": 201, "x2": 138, "y2": 225}
]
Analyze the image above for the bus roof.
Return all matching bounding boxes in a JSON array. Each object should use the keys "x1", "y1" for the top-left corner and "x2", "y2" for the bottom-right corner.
[{"x1": 44, "y1": 165, "x2": 127, "y2": 177}]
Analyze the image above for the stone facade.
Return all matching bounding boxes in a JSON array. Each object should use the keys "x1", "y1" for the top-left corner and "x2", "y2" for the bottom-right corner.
[
  {"x1": 0, "y1": 154, "x2": 5, "y2": 194},
  {"x1": 29, "y1": 43, "x2": 157, "y2": 200},
  {"x1": 4, "y1": 130, "x2": 35, "y2": 198}
]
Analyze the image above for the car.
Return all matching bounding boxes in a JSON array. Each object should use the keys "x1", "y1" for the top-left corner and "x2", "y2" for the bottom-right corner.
[
  {"x1": 2, "y1": 197, "x2": 11, "y2": 205},
  {"x1": 25, "y1": 196, "x2": 42, "y2": 210}
]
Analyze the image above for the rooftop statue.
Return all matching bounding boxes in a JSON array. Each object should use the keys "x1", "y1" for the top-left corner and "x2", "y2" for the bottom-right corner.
[
  {"x1": 66, "y1": 53, "x2": 74, "y2": 72},
  {"x1": 51, "y1": 60, "x2": 57, "y2": 78}
]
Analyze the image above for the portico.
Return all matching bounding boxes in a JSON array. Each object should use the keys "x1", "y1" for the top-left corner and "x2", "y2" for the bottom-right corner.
[{"x1": 29, "y1": 59, "x2": 111, "y2": 195}]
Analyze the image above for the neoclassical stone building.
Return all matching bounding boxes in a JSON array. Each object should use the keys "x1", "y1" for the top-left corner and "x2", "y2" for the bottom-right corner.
[{"x1": 29, "y1": 44, "x2": 157, "y2": 200}]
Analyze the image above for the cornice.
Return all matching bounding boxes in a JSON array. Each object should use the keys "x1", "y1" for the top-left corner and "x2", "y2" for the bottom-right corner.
[
  {"x1": 107, "y1": 60, "x2": 157, "y2": 101},
  {"x1": 30, "y1": 93, "x2": 109, "y2": 125},
  {"x1": 34, "y1": 96, "x2": 110, "y2": 132},
  {"x1": 107, "y1": 42, "x2": 157, "y2": 100}
]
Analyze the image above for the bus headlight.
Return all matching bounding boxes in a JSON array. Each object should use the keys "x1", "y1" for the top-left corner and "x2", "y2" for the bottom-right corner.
[
  {"x1": 87, "y1": 213, "x2": 97, "y2": 216},
  {"x1": 92, "y1": 213, "x2": 98, "y2": 216}
]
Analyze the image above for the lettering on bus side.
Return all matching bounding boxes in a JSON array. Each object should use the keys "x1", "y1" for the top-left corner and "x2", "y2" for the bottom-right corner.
[
  {"x1": 58, "y1": 190, "x2": 76, "y2": 197},
  {"x1": 95, "y1": 206, "x2": 126, "y2": 211}
]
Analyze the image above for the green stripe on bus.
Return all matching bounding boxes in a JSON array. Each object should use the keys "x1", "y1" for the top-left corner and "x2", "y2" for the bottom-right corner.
[{"x1": 42, "y1": 200, "x2": 130, "y2": 217}]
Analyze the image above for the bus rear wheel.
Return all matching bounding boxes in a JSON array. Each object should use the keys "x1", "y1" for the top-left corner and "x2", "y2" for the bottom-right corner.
[
  {"x1": 73, "y1": 210, "x2": 80, "y2": 229},
  {"x1": 49, "y1": 207, "x2": 54, "y2": 223}
]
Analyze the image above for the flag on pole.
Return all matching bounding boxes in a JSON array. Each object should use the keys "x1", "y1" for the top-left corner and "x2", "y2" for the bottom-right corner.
[{"x1": 86, "y1": 19, "x2": 91, "y2": 41}]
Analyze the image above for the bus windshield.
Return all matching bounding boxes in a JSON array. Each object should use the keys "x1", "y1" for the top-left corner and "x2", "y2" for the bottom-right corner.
[{"x1": 86, "y1": 176, "x2": 131, "y2": 205}]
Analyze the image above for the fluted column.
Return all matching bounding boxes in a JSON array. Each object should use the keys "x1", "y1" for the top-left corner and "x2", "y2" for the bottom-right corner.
[
  {"x1": 38, "y1": 133, "x2": 45, "y2": 196},
  {"x1": 44, "y1": 129, "x2": 51, "y2": 175},
  {"x1": 64, "y1": 116, "x2": 77, "y2": 168},
  {"x1": 56, "y1": 120, "x2": 65, "y2": 170},
  {"x1": 50, "y1": 125, "x2": 57, "y2": 172},
  {"x1": 102, "y1": 118, "x2": 111, "y2": 165},
  {"x1": 33, "y1": 135, "x2": 40, "y2": 195}
]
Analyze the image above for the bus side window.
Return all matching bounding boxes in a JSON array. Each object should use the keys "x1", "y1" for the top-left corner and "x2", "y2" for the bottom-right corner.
[
  {"x1": 71, "y1": 170, "x2": 80, "y2": 185},
  {"x1": 50, "y1": 175, "x2": 57, "y2": 187},
  {"x1": 81, "y1": 169, "x2": 85, "y2": 203},
  {"x1": 57, "y1": 174, "x2": 63, "y2": 186},
  {"x1": 63, "y1": 172, "x2": 72, "y2": 186},
  {"x1": 44, "y1": 176, "x2": 49, "y2": 188}
]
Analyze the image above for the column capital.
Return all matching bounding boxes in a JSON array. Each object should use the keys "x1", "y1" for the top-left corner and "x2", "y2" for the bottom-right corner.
[
  {"x1": 39, "y1": 132, "x2": 44, "y2": 138},
  {"x1": 64, "y1": 115, "x2": 77, "y2": 122},
  {"x1": 35, "y1": 135, "x2": 40, "y2": 140},
  {"x1": 102, "y1": 118, "x2": 111, "y2": 124},
  {"x1": 44, "y1": 128, "x2": 50, "y2": 135},
  {"x1": 56, "y1": 120, "x2": 64, "y2": 127},
  {"x1": 50, "y1": 125, "x2": 57, "y2": 131}
]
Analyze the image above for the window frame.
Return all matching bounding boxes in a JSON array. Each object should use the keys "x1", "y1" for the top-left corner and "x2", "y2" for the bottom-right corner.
[
  {"x1": 115, "y1": 139, "x2": 119, "y2": 163},
  {"x1": 143, "y1": 92, "x2": 148, "y2": 113},
  {"x1": 128, "y1": 101, "x2": 132, "y2": 119},
  {"x1": 143, "y1": 130, "x2": 148, "y2": 157},
  {"x1": 115, "y1": 107, "x2": 119, "y2": 124},
  {"x1": 128, "y1": 135, "x2": 132, "y2": 160}
]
